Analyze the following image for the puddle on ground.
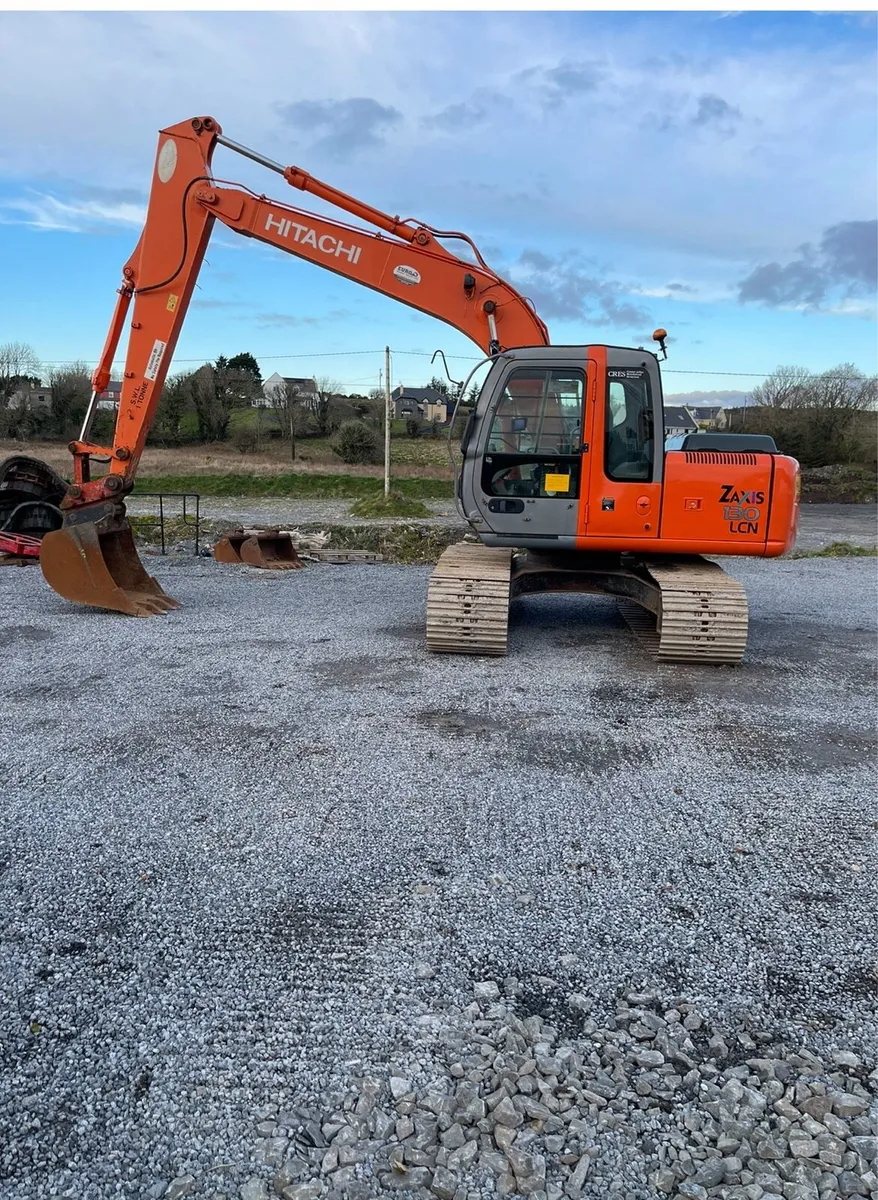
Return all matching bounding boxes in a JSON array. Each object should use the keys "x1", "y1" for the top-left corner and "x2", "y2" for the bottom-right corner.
[{"x1": 416, "y1": 709, "x2": 506, "y2": 737}]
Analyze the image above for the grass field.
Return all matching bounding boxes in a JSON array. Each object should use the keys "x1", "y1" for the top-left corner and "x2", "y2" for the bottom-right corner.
[
  {"x1": 0, "y1": 436, "x2": 454, "y2": 495},
  {"x1": 134, "y1": 472, "x2": 452, "y2": 499},
  {"x1": 2, "y1": 438, "x2": 874, "y2": 503}
]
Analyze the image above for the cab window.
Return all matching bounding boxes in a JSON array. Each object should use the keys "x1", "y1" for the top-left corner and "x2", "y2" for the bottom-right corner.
[
  {"x1": 605, "y1": 369, "x2": 654, "y2": 482},
  {"x1": 488, "y1": 368, "x2": 583, "y2": 455}
]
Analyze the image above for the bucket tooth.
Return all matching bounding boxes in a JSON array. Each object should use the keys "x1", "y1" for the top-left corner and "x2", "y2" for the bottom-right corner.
[{"x1": 40, "y1": 502, "x2": 179, "y2": 617}]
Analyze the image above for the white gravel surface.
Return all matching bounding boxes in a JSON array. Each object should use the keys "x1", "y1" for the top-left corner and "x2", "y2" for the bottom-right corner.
[{"x1": 0, "y1": 555, "x2": 875, "y2": 1200}]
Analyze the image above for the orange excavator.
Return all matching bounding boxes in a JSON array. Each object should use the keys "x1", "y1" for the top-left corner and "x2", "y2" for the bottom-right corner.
[{"x1": 39, "y1": 115, "x2": 800, "y2": 662}]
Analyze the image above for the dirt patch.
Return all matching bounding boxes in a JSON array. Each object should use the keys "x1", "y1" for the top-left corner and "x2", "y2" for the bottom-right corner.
[
  {"x1": 801, "y1": 467, "x2": 877, "y2": 505},
  {"x1": 0, "y1": 625, "x2": 54, "y2": 647},
  {"x1": 310, "y1": 653, "x2": 421, "y2": 688},
  {"x1": 516, "y1": 730, "x2": 637, "y2": 775},
  {"x1": 710, "y1": 721, "x2": 875, "y2": 773}
]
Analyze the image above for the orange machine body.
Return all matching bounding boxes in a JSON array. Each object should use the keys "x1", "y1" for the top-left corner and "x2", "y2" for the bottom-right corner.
[
  {"x1": 464, "y1": 344, "x2": 799, "y2": 558},
  {"x1": 575, "y1": 346, "x2": 799, "y2": 556},
  {"x1": 572, "y1": 447, "x2": 800, "y2": 557}
]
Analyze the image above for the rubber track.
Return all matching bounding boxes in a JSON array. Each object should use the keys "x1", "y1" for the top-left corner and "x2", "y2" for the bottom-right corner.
[
  {"x1": 621, "y1": 557, "x2": 749, "y2": 664},
  {"x1": 426, "y1": 543, "x2": 513, "y2": 655}
]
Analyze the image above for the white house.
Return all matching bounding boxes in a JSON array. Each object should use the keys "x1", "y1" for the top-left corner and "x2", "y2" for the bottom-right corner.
[
  {"x1": 687, "y1": 405, "x2": 726, "y2": 430},
  {"x1": 259, "y1": 373, "x2": 318, "y2": 408},
  {"x1": 663, "y1": 406, "x2": 698, "y2": 439}
]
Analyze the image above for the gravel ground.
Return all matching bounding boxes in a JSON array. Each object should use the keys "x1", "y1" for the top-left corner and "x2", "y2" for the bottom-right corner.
[
  {"x1": 789, "y1": 506, "x2": 876, "y2": 552},
  {"x1": 0, "y1": 554, "x2": 875, "y2": 1200}
]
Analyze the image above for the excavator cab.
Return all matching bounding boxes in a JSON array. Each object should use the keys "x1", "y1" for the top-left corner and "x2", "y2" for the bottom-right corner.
[
  {"x1": 459, "y1": 345, "x2": 666, "y2": 549},
  {"x1": 458, "y1": 344, "x2": 798, "y2": 558},
  {"x1": 434, "y1": 343, "x2": 800, "y2": 661}
]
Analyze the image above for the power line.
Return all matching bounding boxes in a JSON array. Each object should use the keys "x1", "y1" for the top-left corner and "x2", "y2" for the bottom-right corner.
[
  {"x1": 29, "y1": 348, "x2": 869, "y2": 381},
  {"x1": 33, "y1": 350, "x2": 385, "y2": 366}
]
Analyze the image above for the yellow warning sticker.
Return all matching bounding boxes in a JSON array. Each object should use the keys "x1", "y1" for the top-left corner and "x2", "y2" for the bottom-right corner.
[
  {"x1": 544, "y1": 473, "x2": 571, "y2": 493},
  {"x1": 166, "y1": 294, "x2": 178, "y2": 312}
]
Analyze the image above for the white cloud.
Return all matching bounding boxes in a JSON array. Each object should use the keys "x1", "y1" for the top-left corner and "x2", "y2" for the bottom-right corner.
[
  {"x1": 629, "y1": 283, "x2": 733, "y2": 304},
  {"x1": 827, "y1": 300, "x2": 877, "y2": 318},
  {"x1": 0, "y1": 192, "x2": 145, "y2": 233}
]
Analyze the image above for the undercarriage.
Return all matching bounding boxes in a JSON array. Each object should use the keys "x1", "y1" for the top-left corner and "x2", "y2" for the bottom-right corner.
[{"x1": 426, "y1": 543, "x2": 749, "y2": 664}]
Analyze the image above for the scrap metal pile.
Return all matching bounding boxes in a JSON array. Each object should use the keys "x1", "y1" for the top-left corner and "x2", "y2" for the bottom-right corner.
[{"x1": 0, "y1": 457, "x2": 66, "y2": 564}]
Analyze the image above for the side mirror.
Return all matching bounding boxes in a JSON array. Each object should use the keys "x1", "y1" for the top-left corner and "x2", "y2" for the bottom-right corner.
[{"x1": 511, "y1": 416, "x2": 528, "y2": 432}]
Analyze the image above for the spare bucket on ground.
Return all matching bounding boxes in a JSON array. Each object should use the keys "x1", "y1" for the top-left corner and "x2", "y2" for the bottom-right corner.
[{"x1": 213, "y1": 529, "x2": 302, "y2": 570}]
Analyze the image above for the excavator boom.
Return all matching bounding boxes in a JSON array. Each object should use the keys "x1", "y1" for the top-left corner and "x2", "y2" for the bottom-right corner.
[{"x1": 40, "y1": 115, "x2": 549, "y2": 615}]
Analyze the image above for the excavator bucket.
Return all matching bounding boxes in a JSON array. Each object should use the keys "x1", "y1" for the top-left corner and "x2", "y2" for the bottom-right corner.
[
  {"x1": 213, "y1": 531, "x2": 249, "y2": 564},
  {"x1": 213, "y1": 529, "x2": 302, "y2": 570},
  {"x1": 240, "y1": 531, "x2": 302, "y2": 570},
  {"x1": 40, "y1": 503, "x2": 180, "y2": 617}
]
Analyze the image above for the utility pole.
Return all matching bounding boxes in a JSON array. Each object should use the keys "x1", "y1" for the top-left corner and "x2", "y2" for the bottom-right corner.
[{"x1": 384, "y1": 346, "x2": 391, "y2": 498}]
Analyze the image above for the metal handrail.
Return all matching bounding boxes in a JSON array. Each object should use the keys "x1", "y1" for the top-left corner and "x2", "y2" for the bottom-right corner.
[{"x1": 130, "y1": 491, "x2": 201, "y2": 555}]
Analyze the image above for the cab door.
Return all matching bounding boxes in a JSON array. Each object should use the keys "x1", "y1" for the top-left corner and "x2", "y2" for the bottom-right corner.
[
  {"x1": 469, "y1": 359, "x2": 588, "y2": 546},
  {"x1": 580, "y1": 346, "x2": 662, "y2": 542}
]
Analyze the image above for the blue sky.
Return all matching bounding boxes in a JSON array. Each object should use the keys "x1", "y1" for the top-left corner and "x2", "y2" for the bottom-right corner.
[{"x1": 0, "y1": 9, "x2": 875, "y2": 403}]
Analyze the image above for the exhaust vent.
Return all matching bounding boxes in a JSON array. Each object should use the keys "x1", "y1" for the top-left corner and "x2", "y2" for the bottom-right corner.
[{"x1": 684, "y1": 451, "x2": 758, "y2": 466}]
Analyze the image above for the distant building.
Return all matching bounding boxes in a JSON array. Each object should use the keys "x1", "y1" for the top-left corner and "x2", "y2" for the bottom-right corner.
[
  {"x1": 664, "y1": 406, "x2": 698, "y2": 439},
  {"x1": 687, "y1": 404, "x2": 726, "y2": 430},
  {"x1": 8, "y1": 383, "x2": 52, "y2": 412},
  {"x1": 97, "y1": 379, "x2": 122, "y2": 411},
  {"x1": 260, "y1": 373, "x2": 318, "y2": 409},
  {"x1": 391, "y1": 384, "x2": 448, "y2": 423}
]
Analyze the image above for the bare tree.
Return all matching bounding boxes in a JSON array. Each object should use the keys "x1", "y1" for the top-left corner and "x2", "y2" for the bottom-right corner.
[
  {"x1": 0, "y1": 391, "x2": 41, "y2": 441},
  {"x1": 734, "y1": 363, "x2": 877, "y2": 465},
  {"x1": 188, "y1": 357, "x2": 258, "y2": 442},
  {"x1": 0, "y1": 341, "x2": 42, "y2": 405},
  {"x1": 364, "y1": 386, "x2": 387, "y2": 433},
  {"x1": 274, "y1": 379, "x2": 309, "y2": 461},
  {"x1": 48, "y1": 360, "x2": 92, "y2": 437},
  {"x1": 314, "y1": 376, "x2": 343, "y2": 437},
  {"x1": 803, "y1": 364, "x2": 877, "y2": 460},
  {"x1": 807, "y1": 363, "x2": 877, "y2": 412},
  {"x1": 748, "y1": 365, "x2": 813, "y2": 410}
]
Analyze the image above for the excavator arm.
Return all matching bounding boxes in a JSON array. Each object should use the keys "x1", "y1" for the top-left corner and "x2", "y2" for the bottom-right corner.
[
  {"x1": 40, "y1": 114, "x2": 550, "y2": 616},
  {"x1": 68, "y1": 115, "x2": 549, "y2": 502}
]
